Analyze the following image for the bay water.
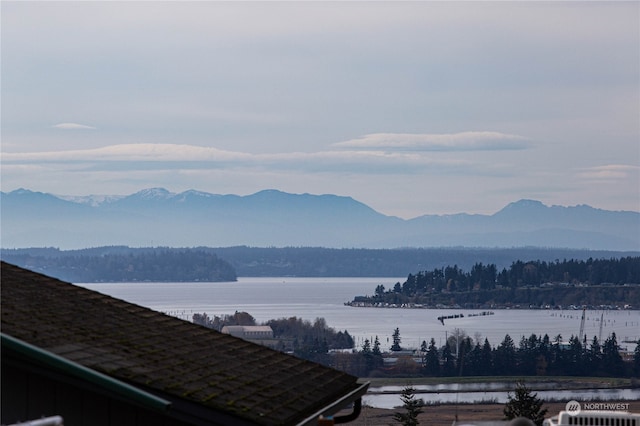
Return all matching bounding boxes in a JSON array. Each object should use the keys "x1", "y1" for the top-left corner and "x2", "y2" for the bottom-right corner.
[
  {"x1": 78, "y1": 277, "x2": 640, "y2": 350},
  {"x1": 78, "y1": 277, "x2": 640, "y2": 408}
]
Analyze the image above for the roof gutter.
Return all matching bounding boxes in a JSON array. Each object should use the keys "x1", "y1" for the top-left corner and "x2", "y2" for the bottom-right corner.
[
  {"x1": 296, "y1": 381, "x2": 370, "y2": 426},
  {"x1": 10, "y1": 415, "x2": 64, "y2": 426},
  {"x1": 1, "y1": 333, "x2": 172, "y2": 413}
]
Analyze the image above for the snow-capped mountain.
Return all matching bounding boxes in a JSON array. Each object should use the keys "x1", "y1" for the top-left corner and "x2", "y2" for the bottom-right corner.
[
  {"x1": 1, "y1": 188, "x2": 638, "y2": 250},
  {"x1": 57, "y1": 193, "x2": 126, "y2": 207}
]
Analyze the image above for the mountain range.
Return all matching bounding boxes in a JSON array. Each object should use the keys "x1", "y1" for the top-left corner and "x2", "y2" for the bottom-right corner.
[{"x1": 1, "y1": 188, "x2": 639, "y2": 250}]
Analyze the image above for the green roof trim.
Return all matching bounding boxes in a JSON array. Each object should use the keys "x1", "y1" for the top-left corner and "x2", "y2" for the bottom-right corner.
[{"x1": 1, "y1": 333, "x2": 172, "y2": 413}]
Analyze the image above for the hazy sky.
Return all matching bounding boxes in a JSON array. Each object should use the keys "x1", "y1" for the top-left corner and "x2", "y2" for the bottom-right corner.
[{"x1": 2, "y1": 1, "x2": 639, "y2": 218}]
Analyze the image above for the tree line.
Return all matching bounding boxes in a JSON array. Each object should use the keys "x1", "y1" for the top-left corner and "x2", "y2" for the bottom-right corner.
[
  {"x1": 363, "y1": 257, "x2": 640, "y2": 307},
  {"x1": 338, "y1": 328, "x2": 640, "y2": 378},
  {"x1": 419, "y1": 331, "x2": 630, "y2": 378},
  {"x1": 191, "y1": 311, "x2": 640, "y2": 379},
  {"x1": 192, "y1": 311, "x2": 354, "y2": 364},
  {"x1": 399, "y1": 257, "x2": 640, "y2": 294},
  {"x1": 4, "y1": 245, "x2": 638, "y2": 278},
  {"x1": 3, "y1": 249, "x2": 237, "y2": 282}
]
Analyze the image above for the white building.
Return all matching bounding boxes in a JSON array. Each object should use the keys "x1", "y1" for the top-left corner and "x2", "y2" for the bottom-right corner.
[{"x1": 221, "y1": 325, "x2": 274, "y2": 339}]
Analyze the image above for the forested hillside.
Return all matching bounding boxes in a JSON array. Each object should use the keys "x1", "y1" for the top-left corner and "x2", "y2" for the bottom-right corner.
[
  {"x1": 3, "y1": 245, "x2": 638, "y2": 279},
  {"x1": 352, "y1": 257, "x2": 640, "y2": 308},
  {"x1": 1, "y1": 249, "x2": 237, "y2": 282}
]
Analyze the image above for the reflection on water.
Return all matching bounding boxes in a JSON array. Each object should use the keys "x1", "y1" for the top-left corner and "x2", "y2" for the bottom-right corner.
[
  {"x1": 370, "y1": 381, "x2": 563, "y2": 393},
  {"x1": 364, "y1": 387, "x2": 640, "y2": 409}
]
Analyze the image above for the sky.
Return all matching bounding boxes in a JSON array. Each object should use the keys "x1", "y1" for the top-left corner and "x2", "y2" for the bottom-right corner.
[{"x1": 1, "y1": 1, "x2": 639, "y2": 218}]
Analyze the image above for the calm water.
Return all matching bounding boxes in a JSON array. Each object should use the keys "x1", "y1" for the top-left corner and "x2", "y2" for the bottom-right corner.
[
  {"x1": 78, "y1": 278, "x2": 640, "y2": 408},
  {"x1": 364, "y1": 388, "x2": 640, "y2": 409},
  {"x1": 78, "y1": 277, "x2": 640, "y2": 350}
]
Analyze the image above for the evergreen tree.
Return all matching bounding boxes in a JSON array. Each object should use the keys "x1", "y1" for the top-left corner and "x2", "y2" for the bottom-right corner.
[
  {"x1": 456, "y1": 337, "x2": 473, "y2": 376},
  {"x1": 602, "y1": 332, "x2": 624, "y2": 376},
  {"x1": 550, "y1": 334, "x2": 566, "y2": 374},
  {"x1": 518, "y1": 334, "x2": 539, "y2": 375},
  {"x1": 538, "y1": 334, "x2": 551, "y2": 374},
  {"x1": 372, "y1": 335, "x2": 382, "y2": 355},
  {"x1": 391, "y1": 327, "x2": 403, "y2": 351},
  {"x1": 393, "y1": 385, "x2": 423, "y2": 426},
  {"x1": 587, "y1": 336, "x2": 602, "y2": 375},
  {"x1": 480, "y1": 338, "x2": 494, "y2": 375},
  {"x1": 503, "y1": 381, "x2": 548, "y2": 426},
  {"x1": 372, "y1": 335, "x2": 384, "y2": 371},
  {"x1": 361, "y1": 338, "x2": 373, "y2": 375},
  {"x1": 420, "y1": 340, "x2": 428, "y2": 369},
  {"x1": 495, "y1": 334, "x2": 517, "y2": 374},
  {"x1": 424, "y1": 338, "x2": 440, "y2": 376},
  {"x1": 441, "y1": 343, "x2": 456, "y2": 376},
  {"x1": 465, "y1": 342, "x2": 483, "y2": 376},
  {"x1": 567, "y1": 335, "x2": 584, "y2": 376}
]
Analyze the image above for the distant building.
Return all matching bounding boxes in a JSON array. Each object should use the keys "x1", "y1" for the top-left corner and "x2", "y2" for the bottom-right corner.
[
  {"x1": 222, "y1": 325, "x2": 274, "y2": 339},
  {"x1": 221, "y1": 325, "x2": 281, "y2": 350}
]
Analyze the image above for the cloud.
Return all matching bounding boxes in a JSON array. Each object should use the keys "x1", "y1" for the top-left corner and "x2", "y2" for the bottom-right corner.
[
  {"x1": 2, "y1": 144, "x2": 245, "y2": 163},
  {"x1": 52, "y1": 123, "x2": 96, "y2": 130},
  {"x1": 1, "y1": 143, "x2": 480, "y2": 175},
  {"x1": 332, "y1": 132, "x2": 531, "y2": 152},
  {"x1": 577, "y1": 164, "x2": 640, "y2": 181}
]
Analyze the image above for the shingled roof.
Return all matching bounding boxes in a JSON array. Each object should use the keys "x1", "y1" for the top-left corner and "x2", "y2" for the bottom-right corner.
[{"x1": 1, "y1": 261, "x2": 368, "y2": 425}]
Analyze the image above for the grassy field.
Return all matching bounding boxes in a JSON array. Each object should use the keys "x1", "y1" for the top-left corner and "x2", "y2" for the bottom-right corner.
[{"x1": 346, "y1": 402, "x2": 569, "y2": 426}]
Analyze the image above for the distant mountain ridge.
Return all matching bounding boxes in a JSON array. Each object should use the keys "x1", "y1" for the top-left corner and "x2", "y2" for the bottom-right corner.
[{"x1": 1, "y1": 188, "x2": 638, "y2": 250}]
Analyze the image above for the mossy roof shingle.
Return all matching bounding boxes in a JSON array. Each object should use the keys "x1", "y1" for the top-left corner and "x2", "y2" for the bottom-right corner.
[{"x1": 1, "y1": 262, "x2": 363, "y2": 425}]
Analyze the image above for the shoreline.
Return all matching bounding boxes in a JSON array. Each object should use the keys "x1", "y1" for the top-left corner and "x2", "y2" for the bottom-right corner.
[
  {"x1": 361, "y1": 376, "x2": 636, "y2": 389},
  {"x1": 345, "y1": 301, "x2": 640, "y2": 311}
]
